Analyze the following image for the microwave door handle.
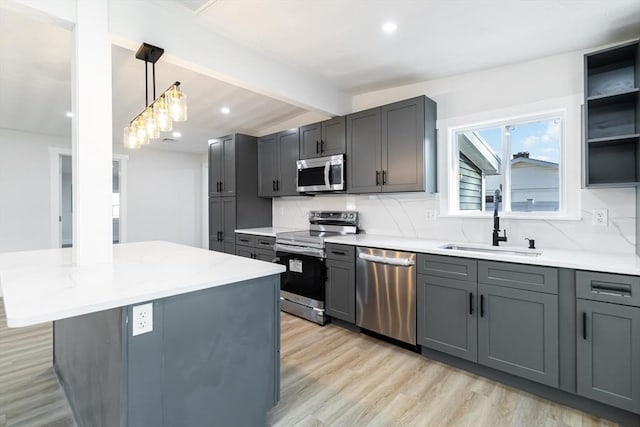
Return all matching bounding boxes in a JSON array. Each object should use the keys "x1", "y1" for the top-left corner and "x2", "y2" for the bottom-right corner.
[{"x1": 324, "y1": 162, "x2": 331, "y2": 187}]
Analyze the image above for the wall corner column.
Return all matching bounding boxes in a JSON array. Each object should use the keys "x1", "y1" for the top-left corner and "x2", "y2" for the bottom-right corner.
[{"x1": 71, "y1": 0, "x2": 113, "y2": 265}]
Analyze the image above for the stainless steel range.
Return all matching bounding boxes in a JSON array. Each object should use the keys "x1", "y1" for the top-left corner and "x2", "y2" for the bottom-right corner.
[{"x1": 275, "y1": 211, "x2": 359, "y2": 325}]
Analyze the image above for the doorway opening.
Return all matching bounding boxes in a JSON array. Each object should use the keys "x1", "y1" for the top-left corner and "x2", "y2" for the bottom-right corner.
[{"x1": 55, "y1": 153, "x2": 126, "y2": 248}]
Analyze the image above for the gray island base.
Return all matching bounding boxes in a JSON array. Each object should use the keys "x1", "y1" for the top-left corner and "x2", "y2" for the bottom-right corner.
[{"x1": 53, "y1": 275, "x2": 280, "y2": 427}]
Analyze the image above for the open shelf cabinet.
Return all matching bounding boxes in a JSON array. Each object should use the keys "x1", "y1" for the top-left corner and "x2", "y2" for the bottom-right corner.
[{"x1": 584, "y1": 40, "x2": 640, "y2": 187}]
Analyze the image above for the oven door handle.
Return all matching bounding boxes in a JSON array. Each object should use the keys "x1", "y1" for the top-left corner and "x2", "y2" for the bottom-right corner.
[
  {"x1": 358, "y1": 252, "x2": 415, "y2": 266},
  {"x1": 275, "y1": 243, "x2": 325, "y2": 258}
]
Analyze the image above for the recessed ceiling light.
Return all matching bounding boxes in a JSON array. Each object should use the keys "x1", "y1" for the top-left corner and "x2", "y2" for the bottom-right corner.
[
  {"x1": 65, "y1": 111, "x2": 73, "y2": 118},
  {"x1": 172, "y1": 131, "x2": 181, "y2": 138},
  {"x1": 220, "y1": 107, "x2": 230, "y2": 114},
  {"x1": 382, "y1": 21, "x2": 397, "y2": 34}
]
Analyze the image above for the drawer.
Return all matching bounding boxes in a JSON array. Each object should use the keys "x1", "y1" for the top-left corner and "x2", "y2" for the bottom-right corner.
[
  {"x1": 576, "y1": 271, "x2": 640, "y2": 307},
  {"x1": 326, "y1": 243, "x2": 355, "y2": 262},
  {"x1": 478, "y1": 261, "x2": 558, "y2": 294},
  {"x1": 235, "y1": 233, "x2": 256, "y2": 247},
  {"x1": 255, "y1": 236, "x2": 275, "y2": 250},
  {"x1": 417, "y1": 254, "x2": 477, "y2": 281},
  {"x1": 255, "y1": 248, "x2": 276, "y2": 263}
]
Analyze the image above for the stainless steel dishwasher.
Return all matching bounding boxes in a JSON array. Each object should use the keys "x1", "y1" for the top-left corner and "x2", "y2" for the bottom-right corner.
[{"x1": 356, "y1": 247, "x2": 416, "y2": 345}]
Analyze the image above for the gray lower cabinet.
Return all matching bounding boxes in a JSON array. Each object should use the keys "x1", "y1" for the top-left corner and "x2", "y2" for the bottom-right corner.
[
  {"x1": 325, "y1": 259, "x2": 355, "y2": 323},
  {"x1": 325, "y1": 244, "x2": 356, "y2": 323},
  {"x1": 235, "y1": 233, "x2": 275, "y2": 261},
  {"x1": 576, "y1": 270, "x2": 640, "y2": 414},
  {"x1": 209, "y1": 197, "x2": 236, "y2": 254},
  {"x1": 417, "y1": 274, "x2": 477, "y2": 362},
  {"x1": 477, "y1": 283, "x2": 559, "y2": 387}
]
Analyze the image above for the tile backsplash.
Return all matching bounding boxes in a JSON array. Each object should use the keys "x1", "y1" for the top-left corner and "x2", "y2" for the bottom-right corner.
[{"x1": 273, "y1": 188, "x2": 636, "y2": 254}]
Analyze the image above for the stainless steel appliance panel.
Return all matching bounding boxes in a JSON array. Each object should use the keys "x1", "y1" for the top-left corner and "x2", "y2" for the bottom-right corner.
[
  {"x1": 296, "y1": 154, "x2": 345, "y2": 192},
  {"x1": 356, "y1": 247, "x2": 417, "y2": 345}
]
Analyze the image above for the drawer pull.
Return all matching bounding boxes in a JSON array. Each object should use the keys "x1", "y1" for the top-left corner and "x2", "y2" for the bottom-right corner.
[
  {"x1": 591, "y1": 281, "x2": 631, "y2": 297},
  {"x1": 331, "y1": 250, "x2": 346, "y2": 256}
]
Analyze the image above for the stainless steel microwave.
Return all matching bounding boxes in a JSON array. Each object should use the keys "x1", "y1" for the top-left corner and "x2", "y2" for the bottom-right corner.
[{"x1": 296, "y1": 154, "x2": 345, "y2": 192}]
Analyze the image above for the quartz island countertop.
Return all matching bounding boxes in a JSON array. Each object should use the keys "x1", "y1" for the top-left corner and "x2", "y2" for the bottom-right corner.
[{"x1": 0, "y1": 241, "x2": 285, "y2": 327}]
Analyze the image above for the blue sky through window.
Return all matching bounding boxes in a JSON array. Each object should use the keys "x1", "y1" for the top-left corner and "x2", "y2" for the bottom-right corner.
[{"x1": 477, "y1": 119, "x2": 560, "y2": 164}]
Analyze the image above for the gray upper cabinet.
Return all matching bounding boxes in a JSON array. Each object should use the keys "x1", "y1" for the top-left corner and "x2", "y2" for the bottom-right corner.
[
  {"x1": 417, "y1": 274, "x2": 478, "y2": 362},
  {"x1": 258, "y1": 130, "x2": 300, "y2": 197},
  {"x1": 346, "y1": 95, "x2": 436, "y2": 194},
  {"x1": 300, "y1": 117, "x2": 346, "y2": 159},
  {"x1": 277, "y1": 128, "x2": 300, "y2": 196},
  {"x1": 577, "y1": 299, "x2": 640, "y2": 413},
  {"x1": 584, "y1": 40, "x2": 640, "y2": 187},
  {"x1": 477, "y1": 283, "x2": 559, "y2": 387},
  {"x1": 346, "y1": 108, "x2": 382, "y2": 193},
  {"x1": 258, "y1": 133, "x2": 278, "y2": 197},
  {"x1": 209, "y1": 134, "x2": 236, "y2": 197}
]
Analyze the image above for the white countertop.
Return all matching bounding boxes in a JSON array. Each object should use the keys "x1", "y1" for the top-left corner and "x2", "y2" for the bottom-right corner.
[
  {"x1": 325, "y1": 234, "x2": 640, "y2": 276},
  {"x1": 235, "y1": 227, "x2": 301, "y2": 237},
  {"x1": 0, "y1": 241, "x2": 285, "y2": 328}
]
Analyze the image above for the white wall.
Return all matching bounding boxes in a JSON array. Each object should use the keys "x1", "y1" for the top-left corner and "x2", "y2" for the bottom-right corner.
[
  {"x1": 0, "y1": 128, "x2": 204, "y2": 295},
  {"x1": 273, "y1": 48, "x2": 636, "y2": 255},
  {"x1": 115, "y1": 146, "x2": 203, "y2": 247}
]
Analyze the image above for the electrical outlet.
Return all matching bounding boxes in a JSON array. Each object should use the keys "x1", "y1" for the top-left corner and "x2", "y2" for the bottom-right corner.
[
  {"x1": 425, "y1": 209, "x2": 438, "y2": 221},
  {"x1": 592, "y1": 208, "x2": 608, "y2": 226},
  {"x1": 132, "y1": 303, "x2": 153, "y2": 336}
]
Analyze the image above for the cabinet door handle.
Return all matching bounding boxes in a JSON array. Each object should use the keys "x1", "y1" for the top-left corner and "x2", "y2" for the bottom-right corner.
[
  {"x1": 331, "y1": 250, "x2": 346, "y2": 256},
  {"x1": 480, "y1": 295, "x2": 485, "y2": 317},
  {"x1": 382, "y1": 170, "x2": 387, "y2": 185},
  {"x1": 272, "y1": 180, "x2": 276, "y2": 191},
  {"x1": 375, "y1": 171, "x2": 380, "y2": 186},
  {"x1": 469, "y1": 292, "x2": 473, "y2": 315},
  {"x1": 582, "y1": 312, "x2": 587, "y2": 340},
  {"x1": 219, "y1": 181, "x2": 223, "y2": 192},
  {"x1": 320, "y1": 140, "x2": 325, "y2": 153},
  {"x1": 276, "y1": 180, "x2": 280, "y2": 191},
  {"x1": 316, "y1": 141, "x2": 320, "y2": 153}
]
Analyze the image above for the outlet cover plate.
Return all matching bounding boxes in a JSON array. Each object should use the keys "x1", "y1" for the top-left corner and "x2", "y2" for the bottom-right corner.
[
  {"x1": 592, "y1": 208, "x2": 608, "y2": 226},
  {"x1": 132, "y1": 303, "x2": 153, "y2": 336}
]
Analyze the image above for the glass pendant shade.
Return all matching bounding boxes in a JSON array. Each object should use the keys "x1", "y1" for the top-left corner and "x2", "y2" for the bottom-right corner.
[
  {"x1": 144, "y1": 107, "x2": 159, "y2": 139},
  {"x1": 167, "y1": 84, "x2": 187, "y2": 122},
  {"x1": 154, "y1": 96, "x2": 172, "y2": 131},
  {"x1": 124, "y1": 124, "x2": 139, "y2": 149},
  {"x1": 136, "y1": 117, "x2": 149, "y2": 145}
]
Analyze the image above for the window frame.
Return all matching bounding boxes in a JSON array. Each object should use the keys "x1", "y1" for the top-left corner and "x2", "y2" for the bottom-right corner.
[{"x1": 447, "y1": 109, "x2": 568, "y2": 219}]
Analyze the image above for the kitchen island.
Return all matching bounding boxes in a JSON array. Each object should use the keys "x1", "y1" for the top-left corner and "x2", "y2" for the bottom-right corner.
[{"x1": 0, "y1": 241, "x2": 285, "y2": 427}]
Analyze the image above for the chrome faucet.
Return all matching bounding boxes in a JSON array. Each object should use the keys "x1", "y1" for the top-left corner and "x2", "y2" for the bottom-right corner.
[{"x1": 492, "y1": 188, "x2": 507, "y2": 246}]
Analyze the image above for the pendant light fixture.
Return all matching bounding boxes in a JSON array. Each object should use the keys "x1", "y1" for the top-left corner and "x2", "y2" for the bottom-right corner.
[{"x1": 123, "y1": 43, "x2": 187, "y2": 149}]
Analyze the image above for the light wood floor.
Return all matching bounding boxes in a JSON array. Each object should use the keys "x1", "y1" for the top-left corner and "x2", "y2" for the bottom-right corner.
[
  {"x1": 0, "y1": 300, "x2": 75, "y2": 427},
  {"x1": 0, "y1": 299, "x2": 619, "y2": 426},
  {"x1": 269, "y1": 313, "x2": 617, "y2": 427}
]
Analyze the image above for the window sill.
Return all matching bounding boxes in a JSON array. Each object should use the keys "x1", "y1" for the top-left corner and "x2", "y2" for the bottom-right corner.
[{"x1": 442, "y1": 213, "x2": 582, "y2": 221}]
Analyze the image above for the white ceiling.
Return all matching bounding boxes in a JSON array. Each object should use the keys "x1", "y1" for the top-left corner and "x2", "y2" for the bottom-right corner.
[
  {"x1": 2, "y1": 1, "x2": 640, "y2": 153},
  {"x1": 192, "y1": 0, "x2": 640, "y2": 93},
  {"x1": 0, "y1": 6, "x2": 310, "y2": 154}
]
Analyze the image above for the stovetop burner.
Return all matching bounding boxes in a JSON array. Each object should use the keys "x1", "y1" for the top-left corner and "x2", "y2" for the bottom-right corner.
[{"x1": 275, "y1": 211, "x2": 359, "y2": 257}]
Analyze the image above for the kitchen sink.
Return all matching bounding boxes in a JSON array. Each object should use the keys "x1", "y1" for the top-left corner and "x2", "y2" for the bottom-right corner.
[{"x1": 440, "y1": 243, "x2": 543, "y2": 257}]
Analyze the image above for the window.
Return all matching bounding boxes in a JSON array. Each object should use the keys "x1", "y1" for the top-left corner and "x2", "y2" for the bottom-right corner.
[{"x1": 453, "y1": 114, "x2": 562, "y2": 215}]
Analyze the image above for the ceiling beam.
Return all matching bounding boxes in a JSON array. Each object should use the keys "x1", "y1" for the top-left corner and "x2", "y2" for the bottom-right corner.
[{"x1": 109, "y1": 0, "x2": 351, "y2": 116}]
